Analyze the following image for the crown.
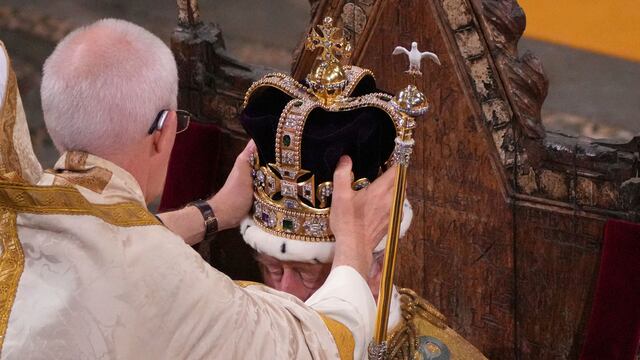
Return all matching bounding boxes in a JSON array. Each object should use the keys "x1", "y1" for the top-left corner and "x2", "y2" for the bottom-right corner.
[{"x1": 240, "y1": 17, "x2": 404, "y2": 243}]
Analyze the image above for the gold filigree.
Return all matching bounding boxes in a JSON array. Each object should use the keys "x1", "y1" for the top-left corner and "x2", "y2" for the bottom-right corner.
[{"x1": 0, "y1": 208, "x2": 24, "y2": 356}]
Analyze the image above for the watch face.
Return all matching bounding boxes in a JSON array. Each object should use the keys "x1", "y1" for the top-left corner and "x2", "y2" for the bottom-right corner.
[{"x1": 416, "y1": 336, "x2": 450, "y2": 360}]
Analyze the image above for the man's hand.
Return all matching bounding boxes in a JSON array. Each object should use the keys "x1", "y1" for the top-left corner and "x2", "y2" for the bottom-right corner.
[
  {"x1": 330, "y1": 156, "x2": 396, "y2": 278},
  {"x1": 158, "y1": 140, "x2": 255, "y2": 245},
  {"x1": 209, "y1": 140, "x2": 256, "y2": 231}
]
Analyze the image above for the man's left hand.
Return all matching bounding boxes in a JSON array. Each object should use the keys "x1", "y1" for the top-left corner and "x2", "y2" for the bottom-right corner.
[{"x1": 209, "y1": 140, "x2": 256, "y2": 231}]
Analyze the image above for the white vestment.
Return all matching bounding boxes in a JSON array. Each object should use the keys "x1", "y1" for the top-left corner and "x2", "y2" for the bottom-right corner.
[
  {"x1": 0, "y1": 152, "x2": 376, "y2": 359},
  {"x1": 0, "y1": 39, "x2": 377, "y2": 359}
]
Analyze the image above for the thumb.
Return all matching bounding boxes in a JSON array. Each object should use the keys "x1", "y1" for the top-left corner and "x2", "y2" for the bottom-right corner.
[
  {"x1": 332, "y1": 156, "x2": 353, "y2": 199},
  {"x1": 236, "y1": 140, "x2": 256, "y2": 165}
]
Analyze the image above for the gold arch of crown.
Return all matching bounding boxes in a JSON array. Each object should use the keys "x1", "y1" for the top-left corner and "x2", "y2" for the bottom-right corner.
[{"x1": 246, "y1": 74, "x2": 405, "y2": 242}]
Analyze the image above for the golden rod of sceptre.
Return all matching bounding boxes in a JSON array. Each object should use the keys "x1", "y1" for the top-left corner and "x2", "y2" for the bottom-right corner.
[{"x1": 369, "y1": 42, "x2": 440, "y2": 360}]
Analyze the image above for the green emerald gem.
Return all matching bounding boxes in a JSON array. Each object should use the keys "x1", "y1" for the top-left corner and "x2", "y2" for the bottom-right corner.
[
  {"x1": 283, "y1": 134, "x2": 291, "y2": 147},
  {"x1": 283, "y1": 219, "x2": 294, "y2": 231}
]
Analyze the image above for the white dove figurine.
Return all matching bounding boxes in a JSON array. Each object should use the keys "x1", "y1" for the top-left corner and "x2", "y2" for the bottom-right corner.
[{"x1": 393, "y1": 41, "x2": 440, "y2": 76}]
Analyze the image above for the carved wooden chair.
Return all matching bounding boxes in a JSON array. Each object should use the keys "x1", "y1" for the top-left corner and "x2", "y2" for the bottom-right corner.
[{"x1": 165, "y1": 1, "x2": 640, "y2": 358}]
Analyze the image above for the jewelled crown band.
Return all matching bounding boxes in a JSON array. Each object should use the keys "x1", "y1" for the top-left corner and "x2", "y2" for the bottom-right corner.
[{"x1": 248, "y1": 92, "x2": 404, "y2": 242}]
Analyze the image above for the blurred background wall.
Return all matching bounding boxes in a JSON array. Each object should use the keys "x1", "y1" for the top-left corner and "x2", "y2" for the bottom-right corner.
[{"x1": 0, "y1": 0, "x2": 637, "y2": 168}]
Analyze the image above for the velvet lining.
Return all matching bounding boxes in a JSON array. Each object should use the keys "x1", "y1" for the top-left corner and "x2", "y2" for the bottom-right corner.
[
  {"x1": 240, "y1": 78, "x2": 396, "y2": 204},
  {"x1": 159, "y1": 120, "x2": 221, "y2": 211}
]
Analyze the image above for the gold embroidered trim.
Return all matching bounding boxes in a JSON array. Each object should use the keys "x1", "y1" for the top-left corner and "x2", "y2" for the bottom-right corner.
[
  {"x1": 0, "y1": 181, "x2": 159, "y2": 227},
  {"x1": 48, "y1": 166, "x2": 113, "y2": 194},
  {"x1": 320, "y1": 314, "x2": 354, "y2": 360},
  {"x1": 64, "y1": 151, "x2": 89, "y2": 170},
  {"x1": 233, "y1": 280, "x2": 262, "y2": 288},
  {"x1": 0, "y1": 53, "x2": 22, "y2": 182},
  {"x1": 0, "y1": 208, "x2": 24, "y2": 355}
]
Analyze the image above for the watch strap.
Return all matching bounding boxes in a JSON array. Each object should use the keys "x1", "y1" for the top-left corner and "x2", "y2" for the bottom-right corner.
[{"x1": 191, "y1": 199, "x2": 218, "y2": 240}]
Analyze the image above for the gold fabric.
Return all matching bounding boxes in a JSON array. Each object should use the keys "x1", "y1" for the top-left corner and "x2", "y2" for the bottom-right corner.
[
  {"x1": 0, "y1": 41, "x2": 37, "y2": 356},
  {"x1": 387, "y1": 288, "x2": 487, "y2": 360},
  {"x1": 0, "y1": 42, "x2": 42, "y2": 185},
  {"x1": 0, "y1": 55, "x2": 21, "y2": 182},
  {"x1": 234, "y1": 280, "x2": 262, "y2": 288},
  {"x1": 0, "y1": 208, "x2": 23, "y2": 355},
  {"x1": 320, "y1": 314, "x2": 355, "y2": 360},
  {"x1": 0, "y1": 181, "x2": 158, "y2": 227},
  {"x1": 50, "y1": 166, "x2": 113, "y2": 194}
]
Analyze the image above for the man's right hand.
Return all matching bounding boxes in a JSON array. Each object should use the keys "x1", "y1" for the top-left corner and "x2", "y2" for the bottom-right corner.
[{"x1": 330, "y1": 156, "x2": 396, "y2": 279}]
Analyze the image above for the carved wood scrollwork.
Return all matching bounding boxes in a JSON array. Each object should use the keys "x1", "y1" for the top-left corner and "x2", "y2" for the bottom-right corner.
[{"x1": 435, "y1": 0, "x2": 637, "y2": 219}]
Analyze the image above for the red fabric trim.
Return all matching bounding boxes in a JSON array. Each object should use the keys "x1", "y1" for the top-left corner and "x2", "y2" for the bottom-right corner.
[
  {"x1": 159, "y1": 121, "x2": 222, "y2": 212},
  {"x1": 581, "y1": 219, "x2": 640, "y2": 360}
]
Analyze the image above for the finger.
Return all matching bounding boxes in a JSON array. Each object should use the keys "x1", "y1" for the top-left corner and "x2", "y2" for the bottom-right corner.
[
  {"x1": 240, "y1": 140, "x2": 256, "y2": 159},
  {"x1": 235, "y1": 140, "x2": 256, "y2": 166},
  {"x1": 369, "y1": 164, "x2": 397, "y2": 193},
  {"x1": 332, "y1": 156, "x2": 353, "y2": 200}
]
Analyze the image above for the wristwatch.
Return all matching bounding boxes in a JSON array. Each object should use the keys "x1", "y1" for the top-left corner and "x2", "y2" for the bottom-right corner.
[{"x1": 190, "y1": 199, "x2": 218, "y2": 241}]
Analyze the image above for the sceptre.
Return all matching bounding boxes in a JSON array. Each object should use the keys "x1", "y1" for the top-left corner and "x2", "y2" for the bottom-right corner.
[{"x1": 369, "y1": 42, "x2": 440, "y2": 360}]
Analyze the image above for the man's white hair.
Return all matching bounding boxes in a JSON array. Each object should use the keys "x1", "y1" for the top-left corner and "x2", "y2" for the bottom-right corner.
[{"x1": 41, "y1": 18, "x2": 178, "y2": 155}]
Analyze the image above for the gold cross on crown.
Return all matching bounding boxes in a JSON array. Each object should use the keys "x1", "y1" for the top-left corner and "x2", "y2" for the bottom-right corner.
[{"x1": 305, "y1": 17, "x2": 352, "y2": 62}]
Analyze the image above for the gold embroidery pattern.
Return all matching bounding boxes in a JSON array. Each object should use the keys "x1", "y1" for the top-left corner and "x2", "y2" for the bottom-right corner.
[
  {"x1": 0, "y1": 59, "x2": 22, "y2": 182},
  {"x1": 0, "y1": 208, "x2": 24, "y2": 355},
  {"x1": 0, "y1": 181, "x2": 159, "y2": 227},
  {"x1": 49, "y1": 166, "x2": 113, "y2": 194},
  {"x1": 64, "y1": 151, "x2": 89, "y2": 170},
  {"x1": 320, "y1": 314, "x2": 355, "y2": 360}
]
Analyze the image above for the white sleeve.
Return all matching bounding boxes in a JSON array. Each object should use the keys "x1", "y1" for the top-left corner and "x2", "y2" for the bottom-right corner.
[{"x1": 305, "y1": 265, "x2": 377, "y2": 360}]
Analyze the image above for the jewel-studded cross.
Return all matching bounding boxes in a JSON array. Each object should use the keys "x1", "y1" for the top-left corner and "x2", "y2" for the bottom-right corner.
[{"x1": 305, "y1": 17, "x2": 352, "y2": 62}]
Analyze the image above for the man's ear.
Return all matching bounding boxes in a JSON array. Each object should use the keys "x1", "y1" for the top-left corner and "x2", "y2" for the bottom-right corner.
[{"x1": 152, "y1": 111, "x2": 177, "y2": 155}]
